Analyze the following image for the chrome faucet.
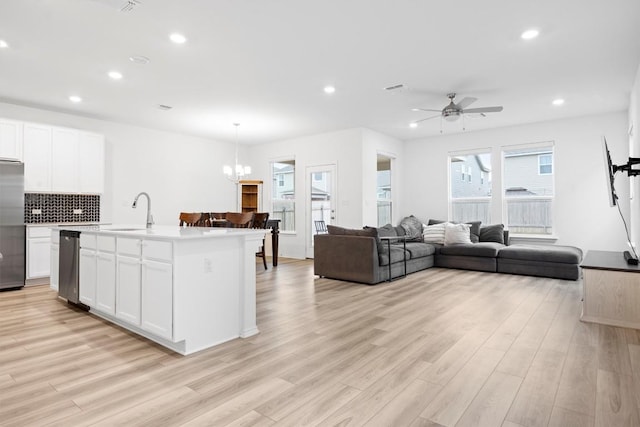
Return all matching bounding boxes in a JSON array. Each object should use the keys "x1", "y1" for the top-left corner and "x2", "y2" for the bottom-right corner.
[{"x1": 132, "y1": 192, "x2": 154, "y2": 228}]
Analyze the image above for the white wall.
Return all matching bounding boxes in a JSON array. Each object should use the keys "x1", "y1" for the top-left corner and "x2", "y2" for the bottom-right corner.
[
  {"x1": 0, "y1": 101, "x2": 238, "y2": 226},
  {"x1": 403, "y1": 112, "x2": 630, "y2": 252},
  {"x1": 246, "y1": 128, "x2": 364, "y2": 259},
  {"x1": 630, "y1": 64, "x2": 640, "y2": 252}
]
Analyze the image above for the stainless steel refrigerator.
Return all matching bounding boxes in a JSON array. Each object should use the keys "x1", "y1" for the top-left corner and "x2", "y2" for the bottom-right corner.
[{"x1": 0, "y1": 161, "x2": 25, "y2": 290}]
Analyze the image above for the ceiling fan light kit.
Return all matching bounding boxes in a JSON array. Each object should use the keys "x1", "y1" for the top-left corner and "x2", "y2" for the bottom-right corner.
[{"x1": 412, "y1": 92, "x2": 503, "y2": 129}]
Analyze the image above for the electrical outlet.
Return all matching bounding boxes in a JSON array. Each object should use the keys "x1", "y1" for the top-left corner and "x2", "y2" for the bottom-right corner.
[
  {"x1": 31, "y1": 209, "x2": 42, "y2": 215},
  {"x1": 73, "y1": 209, "x2": 83, "y2": 215}
]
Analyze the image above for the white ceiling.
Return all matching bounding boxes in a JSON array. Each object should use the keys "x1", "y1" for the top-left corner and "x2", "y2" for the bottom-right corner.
[{"x1": 1, "y1": 0, "x2": 639, "y2": 144}]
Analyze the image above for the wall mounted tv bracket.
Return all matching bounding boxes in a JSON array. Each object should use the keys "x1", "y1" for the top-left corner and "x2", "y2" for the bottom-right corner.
[
  {"x1": 613, "y1": 157, "x2": 640, "y2": 177},
  {"x1": 613, "y1": 157, "x2": 640, "y2": 265}
]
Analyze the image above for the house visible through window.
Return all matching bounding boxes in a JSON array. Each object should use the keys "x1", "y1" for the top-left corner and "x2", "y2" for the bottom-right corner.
[
  {"x1": 449, "y1": 152, "x2": 491, "y2": 224},
  {"x1": 539, "y1": 154, "x2": 553, "y2": 175},
  {"x1": 503, "y1": 145, "x2": 554, "y2": 235},
  {"x1": 271, "y1": 159, "x2": 295, "y2": 232}
]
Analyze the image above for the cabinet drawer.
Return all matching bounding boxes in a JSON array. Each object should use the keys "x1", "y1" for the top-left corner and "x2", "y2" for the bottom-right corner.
[
  {"x1": 28, "y1": 226, "x2": 52, "y2": 238},
  {"x1": 142, "y1": 240, "x2": 172, "y2": 262},
  {"x1": 97, "y1": 235, "x2": 116, "y2": 252},
  {"x1": 117, "y1": 237, "x2": 141, "y2": 257},
  {"x1": 80, "y1": 233, "x2": 97, "y2": 249}
]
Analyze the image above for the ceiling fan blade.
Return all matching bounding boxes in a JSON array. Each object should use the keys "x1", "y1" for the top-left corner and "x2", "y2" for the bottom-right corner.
[
  {"x1": 412, "y1": 108, "x2": 442, "y2": 113},
  {"x1": 462, "y1": 106, "x2": 503, "y2": 114},
  {"x1": 455, "y1": 97, "x2": 478, "y2": 109},
  {"x1": 414, "y1": 114, "x2": 441, "y2": 124}
]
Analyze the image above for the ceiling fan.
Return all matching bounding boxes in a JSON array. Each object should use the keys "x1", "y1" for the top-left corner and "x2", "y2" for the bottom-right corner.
[{"x1": 412, "y1": 93, "x2": 503, "y2": 125}]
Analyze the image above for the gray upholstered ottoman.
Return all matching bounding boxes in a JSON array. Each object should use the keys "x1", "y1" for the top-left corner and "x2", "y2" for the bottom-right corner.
[{"x1": 497, "y1": 244, "x2": 583, "y2": 280}]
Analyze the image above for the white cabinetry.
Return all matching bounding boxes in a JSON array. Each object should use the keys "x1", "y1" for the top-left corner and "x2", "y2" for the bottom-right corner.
[
  {"x1": 0, "y1": 118, "x2": 23, "y2": 161},
  {"x1": 115, "y1": 237, "x2": 173, "y2": 336},
  {"x1": 79, "y1": 132, "x2": 105, "y2": 194},
  {"x1": 79, "y1": 234, "x2": 97, "y2": 306},
  {"x1": 50, "y1": 230, "x2": 60, "y2": 291},
  {"x1": 96, "y1": 236, "x2": 116, "y2": 314},
  {"x1": 22, "y1": 121, "x2": 104, "y2": 194},
  {"x1": 23, "y1": 123, "x2": 52, "y2": 192},
  {"x1": 51, "y1": 127, "x2": 80, "y2": 193},
  {"x1": 26, "y1": 226, "x2": 51, "y2": 279},
  {"x1": 141, "y1": 260, "x2": 173, "y2": 339}
]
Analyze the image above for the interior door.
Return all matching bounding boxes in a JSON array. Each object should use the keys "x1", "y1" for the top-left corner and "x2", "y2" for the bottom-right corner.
[{"x1": 306, "y1": 164, "x2": 337, "y2": 258}]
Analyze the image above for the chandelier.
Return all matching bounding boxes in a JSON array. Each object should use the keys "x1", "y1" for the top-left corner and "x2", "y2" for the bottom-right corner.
[{"x1": 223, "y1": 123, "x2": 251, "y2": 183}]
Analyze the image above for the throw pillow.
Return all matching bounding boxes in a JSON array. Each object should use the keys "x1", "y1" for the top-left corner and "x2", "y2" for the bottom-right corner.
[
  {"x1": 429, "y1": 219, "x2": 481, "y2": 243},
  {"x1": 423, "y1": 222, "x2": 447, "y2": 244},
  {"x1": 400, "y1": 215, "x2": 424, "y2": 242},
  {"x1": 327, "y1": 224, "x2": 346, "y2": 235},
  {"x1": 377, "y1": 223, "x2": 398, "y2": 238},
  {"x1": 362, "y1": 226, "x2": 385, "y2": 254},
  {"x1": 479, "y1": 224, "x2": 505, "y2": 244},
  {"x1": 444, "y1": 223, "x2": 472, "y2": 245}
]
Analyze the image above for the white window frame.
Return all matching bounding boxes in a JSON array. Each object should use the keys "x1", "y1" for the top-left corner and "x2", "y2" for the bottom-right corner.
[
  {"x1": 502, "y1": 142, "x2": 555, "y2": 236},
  {"x1": 270, "y1": 157, "x2": 296, "y2": 233}
]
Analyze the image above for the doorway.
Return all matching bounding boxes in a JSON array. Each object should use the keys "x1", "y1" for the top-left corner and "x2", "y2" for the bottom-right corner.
[{"x1": 306, "y1": 164, "x2": 337, "y2": 258}]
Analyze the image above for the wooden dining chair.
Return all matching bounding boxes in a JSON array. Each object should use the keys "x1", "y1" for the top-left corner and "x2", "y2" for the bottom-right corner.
[
  {"x1": 197, "y1": 212, "x2": 211, "y2": 227},
  {"x1": 252, "y1": 212, "x2": 270, "y2": 270},
  {"x1": 179, "y1": 212, "x2": 202, "y2": 227},
  {"x1": 225, "y1": 212, "x2": 254, "y2": 228}
]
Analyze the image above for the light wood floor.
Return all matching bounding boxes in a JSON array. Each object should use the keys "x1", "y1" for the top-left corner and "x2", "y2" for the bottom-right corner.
[{"x1": 1, "y1": 260, "x2": 639, "y2": 427}]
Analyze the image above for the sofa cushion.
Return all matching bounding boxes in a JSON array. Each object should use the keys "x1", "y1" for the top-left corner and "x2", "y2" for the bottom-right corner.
[
  {"x1": 404, "y1": 242, "x2": 436, "y2": 258},
  {"x1": 328, "y1": 225, "x2": 385, "y2": 255},
  {"x1": 444, "y1": 223, "x2": 472, "y2": 245},
  {"x1": 399, "y1": 215, "x2": 424, "y2": 242},
  {"x1": 379, "y1": 246, "x2": 409, "y2": 266},
  {"x1": 429, "y1": 219, "x2": 481, "y2": 243},
  {"x1": 479, "y1": 224, "x2": 505, "y2": 244},
  {"x1": 439, "y1": 242, "x2": 504, "y2": 257},
  {"x1": 377, "y1": 223, "x2": 398, "y2": 238},
  {"x1": 498, "y1": 244, "x2": 583, "y2": 264},
  {"x1": 423, "y1": 222, "x2": 447, "y2": 244}
]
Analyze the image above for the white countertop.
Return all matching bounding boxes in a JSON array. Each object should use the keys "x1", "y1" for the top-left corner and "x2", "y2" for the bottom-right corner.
[{"x1": 56, "y1": 224, "x2": 267, "y2": 240}]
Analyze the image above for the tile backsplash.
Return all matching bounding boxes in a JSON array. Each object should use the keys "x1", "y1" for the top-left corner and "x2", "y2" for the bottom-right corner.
[{"x1": 25, "y1": 193, "x2": 100, "y2": 223}]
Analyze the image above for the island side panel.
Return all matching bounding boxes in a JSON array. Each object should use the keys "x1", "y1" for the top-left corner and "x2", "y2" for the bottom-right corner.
[
  {"x1": 173, "y1": 237, "x2": 243, "y2": 354},
  {"x1": 239, "y1": 234, "x2": 263, "y2": 338}
]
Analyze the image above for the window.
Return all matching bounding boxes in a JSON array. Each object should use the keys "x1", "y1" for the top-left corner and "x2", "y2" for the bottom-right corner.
[
  {"x1": 503, "y1": 145, "x2": 554, "y2": 235},
  {"x1": 271, "y1": 159, "x2": 295, "y2": 232},
  {"x1": 377, "y1": 156, "x2": 392, "y2": 226},
  {"x1": 449, "y1": 152, "x2": 491, "y2": 224},
  {"x1": 538, "y1": 154, "x2": 553, "y2": 175}
]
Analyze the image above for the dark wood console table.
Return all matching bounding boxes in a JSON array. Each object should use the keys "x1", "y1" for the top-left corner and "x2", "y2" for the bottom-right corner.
[{"x1": 581, "y1": 250, "x2": 640, "y2": 329}]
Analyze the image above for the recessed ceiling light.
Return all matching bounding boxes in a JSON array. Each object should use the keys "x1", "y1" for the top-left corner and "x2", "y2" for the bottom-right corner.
[
  {"x1": 521, "y1": 29, "x2": 540, "y2": 40},
  {"x1": 69, "y1": 95, "x2": 82, "y2": 103},
  {"x1": 129, "y1": 55, "x2": 150, "y2": 64},
  {"x1": 324, "y1": 86, "x2": 336, "y2": 94},
  {"x1": 169, "y1": 33, "x2": 187, "y2": 44},
  {"x1": 409, "y1": 122, "x2": 418, "y2": 129},
  {"x1": 0, "y1": 40, "x2": 8, "y2": 48},
  {"x1": 552, "y1": 98, "x2": 565, "y2": 106},
  {"x1": 108, "y1": 71, "x2": 123, "y2": 80}
]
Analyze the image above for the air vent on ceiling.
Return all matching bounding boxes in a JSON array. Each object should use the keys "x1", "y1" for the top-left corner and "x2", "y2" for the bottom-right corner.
[
  {"x1": 384, "y1": 84, "x2": 406, "y2": 92},
  {"x1": 119, "y1": 1, "x2": 141, "y2": 12}
]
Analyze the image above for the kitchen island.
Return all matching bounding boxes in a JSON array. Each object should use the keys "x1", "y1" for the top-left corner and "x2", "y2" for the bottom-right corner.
[{"x1": 57, "y1": 225, "x2": 266, "y2": 355}]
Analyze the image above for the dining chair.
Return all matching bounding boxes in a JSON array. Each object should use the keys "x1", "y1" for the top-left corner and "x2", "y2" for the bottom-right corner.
[
  {"x1": 225, "y1": 212, "x2": 254, "y2": 228},
  {"x1": 314, "y1": 220, "x2": 328, "y2": 234},
  {"x1": 252, "y1": 212, "x2": 270, "y2": 269},
  {"x1": 209, "y1": 212, "x2": 228, "y2": 227},
  {"x1": 197, "y1": 212, "x2": 211, "y2": 227},
  {"x1": 179, "y1": 212, "x2": 202, "y2": 227}
]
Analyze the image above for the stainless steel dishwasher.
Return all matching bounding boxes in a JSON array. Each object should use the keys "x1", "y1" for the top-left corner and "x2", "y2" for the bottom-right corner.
[{"x1": 59, "y1": 230, "x2": 82, "y2": 305}]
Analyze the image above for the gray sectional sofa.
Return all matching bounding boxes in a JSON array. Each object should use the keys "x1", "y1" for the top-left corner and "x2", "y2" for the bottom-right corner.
[{"x1": 314, "y1": 217, "x2": 583, "y2": 285}]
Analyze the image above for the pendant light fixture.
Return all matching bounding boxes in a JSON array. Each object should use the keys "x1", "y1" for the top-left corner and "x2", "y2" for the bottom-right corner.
[{"x1": 223, "y1": 123, "x2": 251, "y2": 183}]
